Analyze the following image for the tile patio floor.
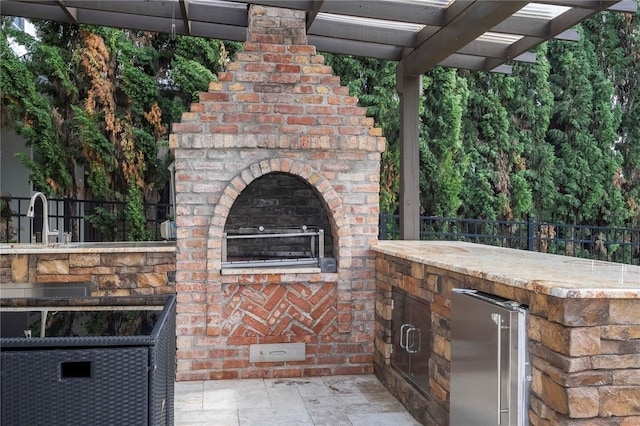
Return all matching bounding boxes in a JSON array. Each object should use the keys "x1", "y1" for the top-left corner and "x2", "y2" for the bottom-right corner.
[{"x1": 174, "y1": 374, "x2": 421, "y2": 425}]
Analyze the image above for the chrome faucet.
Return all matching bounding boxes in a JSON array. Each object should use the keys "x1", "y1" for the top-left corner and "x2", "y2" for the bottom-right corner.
[{"x1": 26, "y1": 192, "x2": 59, "y2": 244}]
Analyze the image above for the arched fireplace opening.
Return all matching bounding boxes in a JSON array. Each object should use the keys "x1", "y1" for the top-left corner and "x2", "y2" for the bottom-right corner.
[{"x1": 222, "y1": 172, "x2": 335, "y2": 270}]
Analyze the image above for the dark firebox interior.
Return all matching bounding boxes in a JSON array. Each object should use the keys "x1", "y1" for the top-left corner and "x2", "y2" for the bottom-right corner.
[{"x1": 224, "y1": 173, "x2": 334, "y2": 262}]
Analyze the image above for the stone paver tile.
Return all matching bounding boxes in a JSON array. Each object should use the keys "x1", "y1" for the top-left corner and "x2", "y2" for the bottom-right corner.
[
  {"x1": 302, "y1": 393, "x2": 371, "y2": 408},
  {"x1": 202, "y1": 378, "x2": 271, "y2": 410},
  {"x1": 176, "y1": 375, "x2": 417, "y2": 425},
  {"x1": 175, "y1": 381, "x2": 205, "y2": 392},
  {"x1": 322, "y1": 375, "x2": 362, "y2": 394},
  {"x1": 266, "y1": 386, "x2": 306, "y2": 409},
  {"x1": 175, "y1": 408, "x2": 239, "y2": 425},
  {"x1": 238, "y1": 407, "x2": 313, "y2": 426},
  {"x1": 308, "y1": 412, "x2": 353, "y2": 426},
  {"x1": 306, "y1": 401, "x2": 385, "y2": 417},
  {"x1": 264, "y1": 377, "x2": 326, "y2": 388},
  {"x1": 266, "y1": 376, "x2": 333, "y2": 398},
  {"x1": 202, "y1": 387, "x2": 271, "y2": 410},
  {"x1": 174, "y1": 381, "x2": 205, "y2": 411},
  {"x1": 348, "y1": 412, "x2": 422, "y2": 426},
  {"x1": 203, "y1": 378, "x2": 265, "y2": 390}
]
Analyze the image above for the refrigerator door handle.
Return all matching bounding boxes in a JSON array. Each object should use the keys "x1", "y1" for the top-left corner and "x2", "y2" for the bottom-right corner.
[{"x1": 491, "y1": 312, "x2": 504, "y2": 425}]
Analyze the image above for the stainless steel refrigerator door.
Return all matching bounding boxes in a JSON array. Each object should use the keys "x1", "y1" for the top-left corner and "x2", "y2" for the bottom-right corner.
[{"x1": 450, "y1": 290, "x2": 524, "y2": 426}]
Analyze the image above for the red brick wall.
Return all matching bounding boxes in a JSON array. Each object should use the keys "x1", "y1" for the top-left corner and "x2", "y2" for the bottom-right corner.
[{"x1": 170, "y1": 5, "x2": 385, "y2": 380}]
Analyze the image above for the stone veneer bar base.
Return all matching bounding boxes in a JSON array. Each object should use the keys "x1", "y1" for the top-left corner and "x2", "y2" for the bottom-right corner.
[
  {"x1": 373, "y1": 241, "x2": 640, "y2": 426},
  {"x1": 0, "y1": 243, "x2": 176, "y2": 296}
]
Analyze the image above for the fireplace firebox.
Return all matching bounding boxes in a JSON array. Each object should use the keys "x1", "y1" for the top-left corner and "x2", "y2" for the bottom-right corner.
[
  {"x1": 222, "y1": 172, "x2": 335, "y2": 271},
  {"x1": 222, "y1": 226, "x2": 333, "y2": 270}
]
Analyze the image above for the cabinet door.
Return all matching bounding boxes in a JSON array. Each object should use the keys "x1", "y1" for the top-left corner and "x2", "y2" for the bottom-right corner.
[
  {"x1": 391, "y1": 289, "x2": 411, "y2": 379},
  {"x1": 391, "y1": 289, "x2": 431, "y2": 394},
  {"x1": 407, "y1": 294, "x2": 430, "y2": 392}
]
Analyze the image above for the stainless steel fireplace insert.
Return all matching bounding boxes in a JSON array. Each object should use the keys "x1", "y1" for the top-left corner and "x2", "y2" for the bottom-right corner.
[{"x1": 222, "y1": 225, "x2": 335, "y2": 271}]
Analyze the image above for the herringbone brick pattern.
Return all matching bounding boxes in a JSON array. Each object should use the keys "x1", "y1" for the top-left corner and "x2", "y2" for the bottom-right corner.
[{"x1": 221, "y1": 282, "x2": 336, "y2": 336}]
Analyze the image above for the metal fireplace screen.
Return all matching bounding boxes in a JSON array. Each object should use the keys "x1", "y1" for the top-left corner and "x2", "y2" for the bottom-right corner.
[{"x1": 222, "y1": 226, "x2": 324, "y2": 268}]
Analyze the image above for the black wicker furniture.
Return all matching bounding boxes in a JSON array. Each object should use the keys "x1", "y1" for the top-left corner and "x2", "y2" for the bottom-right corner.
[{"x1": 0, "y1": 295, "x2": 176, "y2": 425}]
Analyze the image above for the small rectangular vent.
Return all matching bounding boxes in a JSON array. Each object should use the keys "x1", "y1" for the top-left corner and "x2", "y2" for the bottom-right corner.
[{"x1": 249, "y1": 343, "x2": 306, "y2": 363}]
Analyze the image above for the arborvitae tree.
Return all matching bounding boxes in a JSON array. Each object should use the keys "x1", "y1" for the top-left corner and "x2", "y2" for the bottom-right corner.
[
  {"x1": 1, "y1": 19, "x2": 238, "y2": 239},
  {"x1": 326, "y1": 56, "x2": 471, "y2": 218},
  {"x1": 547, "y1": 27, "x2": 626, "y2": 226},
  {"x1": 509, "y1": 45, "x2": 555, "y2": 221},
  {"x1": 459, "y1": 71, "x2": 533, "y2": 221},
  {"x1": 584, "y1": 10, "x2": 640, "y2": 227},
  {"x1": 420, "y1": 67, "x2": 468, "y2": 217}
]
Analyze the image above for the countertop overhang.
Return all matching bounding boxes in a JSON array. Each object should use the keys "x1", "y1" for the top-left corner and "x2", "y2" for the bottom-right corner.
[
  {"x1": 373, "y1": 241, "x2": 640, "y2": 299},
  {"x1": 0, "y1": 241, "x2": 176, "y2": 254}
]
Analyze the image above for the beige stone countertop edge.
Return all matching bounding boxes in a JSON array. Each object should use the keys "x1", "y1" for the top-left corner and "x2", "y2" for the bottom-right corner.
[
  {"x1": 372, "y1": 240, "x2": 640, "y2": 299},
  {"x1": 0, "y1": 242, "x2": 176, "y2": 254}
]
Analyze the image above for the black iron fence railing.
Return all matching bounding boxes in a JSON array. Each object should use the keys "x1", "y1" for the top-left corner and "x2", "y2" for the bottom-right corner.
[
  {"x1": 3, "y1": 195, "x2": 639, "y2": 266},
  {"x1": 379, "y1": 214, "x2": 640, "y2": 266},
  {"x1": 1, "y1": 196, "x2": 172, "y2": 243}
]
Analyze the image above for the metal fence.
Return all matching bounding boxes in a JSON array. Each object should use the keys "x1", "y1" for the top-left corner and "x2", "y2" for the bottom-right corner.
[
  {"x1": 1, "y1": 196, "x2": 172, "y2": 243},
  {"x1": 4, "y1": 196, "x2": 640, "y2": 267},
  {"x1": 379, "y1": 214, "x2": 640, "y2": 266}
]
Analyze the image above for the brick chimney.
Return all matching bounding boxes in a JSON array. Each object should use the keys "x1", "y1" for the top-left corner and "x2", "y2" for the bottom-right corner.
[{"x1": 170, "y1": 5, "x2": 386, "y2": 380}]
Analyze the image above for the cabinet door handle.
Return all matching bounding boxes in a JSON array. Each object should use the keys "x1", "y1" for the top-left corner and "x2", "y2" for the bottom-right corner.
[
  {"x1": 406, "y1": 326, "x2": 421, "y2": 354},
  {"x1": 400, "y1": 323, "x2": 413, "y2": 349}
]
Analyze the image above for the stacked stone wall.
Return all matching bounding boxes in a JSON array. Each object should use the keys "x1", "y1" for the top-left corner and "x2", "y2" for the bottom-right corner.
[{"x1": 1, "y1": 251, "x2": 176, "y2": 296}]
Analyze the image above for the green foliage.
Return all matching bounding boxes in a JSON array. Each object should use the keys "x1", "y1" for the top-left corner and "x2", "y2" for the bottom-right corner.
[
  {"x1": 510, "y1": 172, "x2": 533, "y2": 219},
  {"x1": 547, "y1": 25, "x2": 626, "y2": 226},
  {"x1": 512, "y1": 44, "x2": 555, "y2": 220},
  {"x1": 379, "y1": 148, "x2": 400, "y2": 215},
  {"x1": 460, "y1": 72, "x2": 521, "y2": 220},
  {"x1": 1, "y1": 22, "x2": 73, "y2": 196},
  {"x1": 584, "y1": 10, "x2": 640, "y2": 227},
  {"x1": 2, "y1": 19, "x2": 232, "y2": 240},
  {"x1": 125, "y1": 179, "x2": 148, "y2": 241},
  {"x1": 420, "y1": 67, "x2": 468, "y2": 217},
  {"x1": 324, "y1": 19, "x2": 639, "y2": 230},
  {"x1": 168, "y1": 36, "x2": 236, "y2": 102},
  {"x1": 85, "y1": 206, "x2": 118, "y2": 241},
  {"x1": 120, "y1": 63, "x2": 159, "y2": 112},
  {"x1": 4, "y1": 12, "x2": 640, "y2": 234},
  {"x1": 171, "y1": 55, "x2": 217, "y2": 102}
]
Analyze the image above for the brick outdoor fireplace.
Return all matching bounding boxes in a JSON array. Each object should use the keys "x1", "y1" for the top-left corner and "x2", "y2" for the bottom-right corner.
[{"x1": 170, "y1": 5, "x2": 385, "y2": 381}]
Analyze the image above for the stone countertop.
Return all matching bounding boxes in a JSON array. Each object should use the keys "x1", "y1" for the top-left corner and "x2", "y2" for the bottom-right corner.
[
  {"x1": 373, "y1": 240, "x2": 640, "y2": 299},
  {"x1": 0, "y1": 241, "x2": 176, "y2": 254}
]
